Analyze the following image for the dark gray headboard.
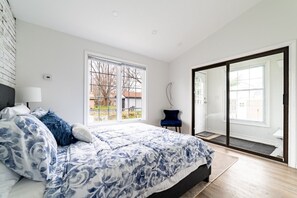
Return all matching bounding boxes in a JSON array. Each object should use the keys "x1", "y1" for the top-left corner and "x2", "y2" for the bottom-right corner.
[{"x1": 0, "y1": 84, "x2": 15, "y2": 111}]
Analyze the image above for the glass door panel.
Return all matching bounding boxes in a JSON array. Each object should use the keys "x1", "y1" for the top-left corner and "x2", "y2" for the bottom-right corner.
[
  {"x1": 194, "y1": 66, "x2": 227, "y2": 145},
  {"x1": 229, "y1": 52, "x2": 284, "y2": 160}
]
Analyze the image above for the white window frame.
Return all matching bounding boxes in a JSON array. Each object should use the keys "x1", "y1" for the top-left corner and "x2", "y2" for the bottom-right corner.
[
  {"x1": 229, "y1": 61, "x2": 270, "y2": 127},
  {"x1": 84, "y1": 51, "x2": 147, "y2": 125}
]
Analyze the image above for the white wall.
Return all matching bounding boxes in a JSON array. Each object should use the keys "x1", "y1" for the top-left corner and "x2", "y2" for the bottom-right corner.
[
  {"x1": 15, "y1": 20, "x2": 169, "y2": 126},
  {"x1": 169, "y1": 0, "x2": 297, "y2": 167}
]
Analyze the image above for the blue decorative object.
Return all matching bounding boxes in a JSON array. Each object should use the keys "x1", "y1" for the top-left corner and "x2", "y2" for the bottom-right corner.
[
  {"x1": 160, "y1": 110, "x2": 182, "y2": 132},
  {"x1": 40, "y1": 111, "x2": 77, "y2": 146},
  {"x1": 0, "y1": 115, "x2": 57, "y2": 181},
  {"x1": 44, "y1": 123, "x2": 214, "y2": 197}
]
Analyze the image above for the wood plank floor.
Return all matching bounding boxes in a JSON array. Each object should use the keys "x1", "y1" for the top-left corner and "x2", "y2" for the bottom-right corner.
[{"x1": 197, "y1": 143, "x2": 297, "y2": 198}]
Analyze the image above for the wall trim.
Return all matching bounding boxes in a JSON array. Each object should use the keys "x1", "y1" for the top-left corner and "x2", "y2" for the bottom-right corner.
[{"x1": 190, "y1": 40, "x2": 297, "y2": 168}]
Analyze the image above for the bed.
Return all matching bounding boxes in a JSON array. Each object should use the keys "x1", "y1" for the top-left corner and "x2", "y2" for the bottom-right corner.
[{"x1": 0, "y1": 84, "x2": 213, "y2": 198}]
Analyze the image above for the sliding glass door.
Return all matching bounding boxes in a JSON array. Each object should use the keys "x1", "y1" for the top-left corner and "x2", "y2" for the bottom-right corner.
[
  {"x1": 229, "y1": 52, "x2": 286, "y2": 160},
  {"x1": 192, "y1": 47, "x2": 288, "y2": 163}
]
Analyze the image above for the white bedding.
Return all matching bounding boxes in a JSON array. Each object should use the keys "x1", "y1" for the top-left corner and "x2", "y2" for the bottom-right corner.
[
  {"x1": 9, "y1": 178, "x2": 45, "y2": 198},
  {"x1": 7, "y1": 123, "x2": 213, "y2": 197}
]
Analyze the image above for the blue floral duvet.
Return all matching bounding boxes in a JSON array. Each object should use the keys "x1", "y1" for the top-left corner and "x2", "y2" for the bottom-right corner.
[{"x1": 44, "y1": 123, "x2": 214, "y2": 198}]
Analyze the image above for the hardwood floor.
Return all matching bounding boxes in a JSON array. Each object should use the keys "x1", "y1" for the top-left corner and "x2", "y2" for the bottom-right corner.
[{"x1": 197, "y1": 143, "x2": 297, "y2": 198}]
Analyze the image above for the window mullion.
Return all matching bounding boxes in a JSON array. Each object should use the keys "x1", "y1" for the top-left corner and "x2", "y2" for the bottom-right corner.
[
  {"x1": 141, "y1": 69, "x2": 146, "y2": 120},
  {"x1": 116, "y1": 65, "x2": 122, "y2": 121}
]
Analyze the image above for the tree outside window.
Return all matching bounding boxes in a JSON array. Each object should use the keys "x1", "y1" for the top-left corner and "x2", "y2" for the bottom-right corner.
[{"x1": 88, "y1": 56, "x2": 145, "y2": 123}]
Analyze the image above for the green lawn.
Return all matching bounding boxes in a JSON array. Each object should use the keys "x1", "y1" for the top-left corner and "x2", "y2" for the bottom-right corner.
[{"x1": 90, "y1": 106, "x2": 142, "y2": 121}]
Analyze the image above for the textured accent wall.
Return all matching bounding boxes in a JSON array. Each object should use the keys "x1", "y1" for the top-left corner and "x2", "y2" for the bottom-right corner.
[{"x1": 0, "y1": 0, "x2": 16, "y2": 88}]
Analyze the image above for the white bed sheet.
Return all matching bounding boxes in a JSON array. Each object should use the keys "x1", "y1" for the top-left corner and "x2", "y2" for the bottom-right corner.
[{"x1": 9, "y1": 178, "x2": 45, "y2": 198}]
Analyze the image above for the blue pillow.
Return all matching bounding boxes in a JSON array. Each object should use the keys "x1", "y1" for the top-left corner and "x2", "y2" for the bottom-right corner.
[
  {"x1": 40, "y1": 111, "x2": 77, "y2": 146},
  {"x1": 0, "y1": 115, "x2": 57, "y2": 181}
]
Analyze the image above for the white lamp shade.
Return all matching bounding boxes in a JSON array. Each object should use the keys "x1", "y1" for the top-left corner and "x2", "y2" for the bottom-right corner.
[{"x1": 20, "y1": 87, "x2": 42, "y2": 102}]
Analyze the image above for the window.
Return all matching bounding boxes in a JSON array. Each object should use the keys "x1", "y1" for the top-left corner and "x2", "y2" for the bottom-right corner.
[
  {"x1": 86, "y1": 54, "x2": 146, "y2": 124},
  {"x1": 229, "y1": 65, "x2": 265, "y2": 122},
  {"x1": 122, "y1": 65, "x2": 144, "y2": 120}
]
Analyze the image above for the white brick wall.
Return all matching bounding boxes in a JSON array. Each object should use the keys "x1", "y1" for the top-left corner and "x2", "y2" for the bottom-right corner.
[{"x1": 0, "y1": 0, "x2": 16, "y2": 88}]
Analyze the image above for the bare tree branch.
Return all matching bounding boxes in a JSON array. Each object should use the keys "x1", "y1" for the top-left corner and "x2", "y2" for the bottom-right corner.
[{"x1": 90, "y1": 60, "x2": 142, "y2": 107}]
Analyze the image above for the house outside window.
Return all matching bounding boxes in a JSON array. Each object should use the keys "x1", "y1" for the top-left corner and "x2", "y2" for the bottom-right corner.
[{"x1": 86, "y1": 53, "x2": 146, "y2": 124}]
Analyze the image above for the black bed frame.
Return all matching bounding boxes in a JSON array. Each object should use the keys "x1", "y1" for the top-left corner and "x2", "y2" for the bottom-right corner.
[
  {"x1": 0, "y1": 83, "x2": 211, "y2": 197},
  {"x1": 149, "y1": 164, "x2": 211, "y2": 198}
]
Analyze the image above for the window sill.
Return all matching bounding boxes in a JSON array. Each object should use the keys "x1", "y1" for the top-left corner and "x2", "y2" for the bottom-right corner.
[
  {"x1": 229, "y1": 119, "x2": 270, "y2": 128},
  {"x1": 87, "y1": 118, "x2": 145, "y2": 127}
]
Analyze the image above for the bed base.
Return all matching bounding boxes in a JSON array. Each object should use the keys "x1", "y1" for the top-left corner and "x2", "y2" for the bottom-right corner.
[{"x1": 149, "y1": 164, "x2": 211, "y2": 198}]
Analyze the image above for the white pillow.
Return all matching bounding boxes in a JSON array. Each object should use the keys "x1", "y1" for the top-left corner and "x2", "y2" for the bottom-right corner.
[
  {"x1": 30, "y1": 107, "x2": 48, "y2": 119},
  {"x1": 0, "y1": 104, "x2": 30, "y2": 120},
  {"x1": 0, "y1": 162, "x2": 21, "y2": 198},
  {"x1": 9, "y1": 178, "x2": 45, "y2": 198},
  {"x1": 0, "y1": 115, "x2": 58, "y2": 181},
  {"x1": 72, "y1": 123, "x2": 93, "y2": 143}
]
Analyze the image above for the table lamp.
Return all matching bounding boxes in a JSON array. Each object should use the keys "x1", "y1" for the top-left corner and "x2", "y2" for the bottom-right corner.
[{"x1": 20, "y1": 87, "x2": 42, "y2": 109}]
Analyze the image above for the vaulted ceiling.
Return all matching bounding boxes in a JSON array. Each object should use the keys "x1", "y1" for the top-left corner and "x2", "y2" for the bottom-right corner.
[{"x1": 9, "y1": 0, "x2": 263, "y2": 62}]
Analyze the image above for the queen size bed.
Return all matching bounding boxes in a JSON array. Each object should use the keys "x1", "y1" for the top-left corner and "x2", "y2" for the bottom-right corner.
[{"x1": 0, "y1": 83, "x2": 213, "y2": 198}]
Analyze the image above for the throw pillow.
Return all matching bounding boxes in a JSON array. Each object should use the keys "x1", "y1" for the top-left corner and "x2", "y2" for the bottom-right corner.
[
  {"x1": 31, "y1": 107, "x2": 48, "y2": 119},
  {"x1": 40, "y1": 111, "x2": 77, "y2": 146},
  {"x1": 0, "y1": 115, "x2": 57, "y2": 181},
  {"x1": 72, "y1": 123, "x2": 93, "y2": 143},
  {"x1": 0, "y1": 104, "x2": 30, "y2": 120}
]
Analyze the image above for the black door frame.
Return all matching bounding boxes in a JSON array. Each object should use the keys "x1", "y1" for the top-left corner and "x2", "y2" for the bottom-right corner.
[{"x1": 192, "y1": 47, "x2": 289, "y2": 163}]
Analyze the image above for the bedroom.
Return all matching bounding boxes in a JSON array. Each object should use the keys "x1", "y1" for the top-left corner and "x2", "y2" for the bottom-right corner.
[{"x1": 1, "y1": 0, "x2": 297, "y2": 197}]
